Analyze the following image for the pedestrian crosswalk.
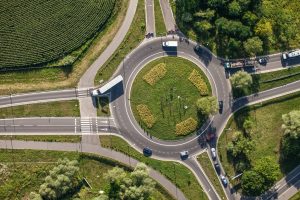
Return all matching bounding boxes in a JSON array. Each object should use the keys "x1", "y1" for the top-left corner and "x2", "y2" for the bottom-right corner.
[{"x1": 80, "y1": 118, "x2": 92, "y2": 134}]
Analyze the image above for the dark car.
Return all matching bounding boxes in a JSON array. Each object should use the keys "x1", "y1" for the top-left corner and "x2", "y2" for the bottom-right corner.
[
  {"x1": 258, "y1": 57, "x2": 268, "y2": 65},
  {"x1": 218, "y1": 101, "x2": 223, "y2": 114},
  {"x1": 194, "y1": 44, "x2": 203, "y2": 54},
  {"x1": 214, "y1": 161, "x2": 221, "y2": 174},
  {"x1": 143, "y1": 147, "x2": 152, "y2": 157}
]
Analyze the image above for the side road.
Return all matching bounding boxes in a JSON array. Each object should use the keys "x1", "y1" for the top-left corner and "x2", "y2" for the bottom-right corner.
[{"x1": 0, "y1": 139, "x2": 186, "y2": 200}]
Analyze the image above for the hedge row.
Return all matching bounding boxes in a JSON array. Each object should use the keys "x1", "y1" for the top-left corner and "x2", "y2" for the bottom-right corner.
[
  {"x1": 136, "y1": 104, "x2": 156, "y2": 128},
  {"x1": 188, "y1": 69, "x2": 208, "y2": 96},
  {"x1": 175, "y1": 117, "x2": 198, "y2": 135},
  {"x1": 143, "y1": 63, "x2": 167, "y2": 86}
]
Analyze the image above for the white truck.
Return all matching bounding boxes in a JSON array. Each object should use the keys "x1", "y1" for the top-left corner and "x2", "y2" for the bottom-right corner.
[
  {"x1": 162, "y1": 41, "x2": 178, "y2": 47},
  {"x1": 282, "y1": 49, "x2": 300, "y2": 60},
  {"x1": 92, "y1": 75, "x2": 123, "y2": 96}
]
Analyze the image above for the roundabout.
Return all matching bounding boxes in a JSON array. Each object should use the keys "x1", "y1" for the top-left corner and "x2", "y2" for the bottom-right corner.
[{"x1": 130, "y1": 56, "x2": 213, "y2": 140}]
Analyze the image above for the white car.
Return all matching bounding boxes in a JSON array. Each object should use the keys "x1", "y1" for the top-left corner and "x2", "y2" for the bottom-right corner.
[
  {"x1": 180, "y1": 150, "x2": 189, "y2": 159},
  {"x1": 211, "y1": 148, "x2": 216, "y2": 159}
]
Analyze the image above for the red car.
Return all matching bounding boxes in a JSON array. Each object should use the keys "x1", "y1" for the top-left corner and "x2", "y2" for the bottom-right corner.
[{"x1": 206, "y1": 133, "x2": 215, "y2": 142}]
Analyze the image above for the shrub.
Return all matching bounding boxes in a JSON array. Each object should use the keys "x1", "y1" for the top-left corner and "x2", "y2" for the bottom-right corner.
[
  {"x1": 188, "y1": 69, "x2": 208, "y2": 95},
  {"x1": 136, "y1": 105, "x2": 156, "y2": 128},
  {"x1": 175, "y1": 117, "x2": 198, "y2": 135},
  {"x1": 143, "y1": 63, "x2": 167, "y2": 85}
]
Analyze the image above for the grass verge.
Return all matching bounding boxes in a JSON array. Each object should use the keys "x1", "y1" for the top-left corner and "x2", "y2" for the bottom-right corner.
[
  {"x1": 130, "y1": 57, "x2": 212, "y2": 140},
  {"x1": 96, "y1": 96, "x2": 110, "y2": 116},
  {"x1": 94, "y1": 0, "x2": 145, "y2": 84},
  {"x1": 0, "y1": 0, "x2": 129, "y2": 95},
  {"x1": 233, "y1": 66, "x2": 300, "y2": 98},
  {"x1": 0, "y1": 136, "x2": 81, "y2": 143},
  {"x1": 154, "y1": 0, "x2": 167, "y2": 36},
  {"x1": 0, "y1": 149, "x2": 172, "y2": 200},
  {"x1": 290, "y1": 190, "x2": 300, "y2": 200},
  {"x1": 0, "y1": 100, "x2": 80, "y2": 118},
  {"x1": 218, "y1": 91, "x2": 300, "y2": 189},
  {"x1": 99, "y1": 135, "x2": 208, "y2": 200},
  {"x1": 197, "y1": 152, "x2": 227, "y2": 199}
]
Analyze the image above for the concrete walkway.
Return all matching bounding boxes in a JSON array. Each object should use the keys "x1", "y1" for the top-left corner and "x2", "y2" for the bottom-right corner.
[{"x1": 0, "y1": 140, "x2": 186, "y2": 200}]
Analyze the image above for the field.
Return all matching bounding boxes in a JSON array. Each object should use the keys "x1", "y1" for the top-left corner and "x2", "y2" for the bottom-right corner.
[
  {"x1": 0, "y1": 149, "x2": 172, "y2": 200},
  {"x1": 130, "y1": 57, "x2": 212, "y2": 140},
  {"x1": 233, "y1": 66, "x2": 300, "y2": 98},
  {"x1": 0, "y1": 0, "x2": 116, "y2": 68},
  {"x1": 218, "y1": 92, "x2": 300, "y2": 191},
  {"x1": 99, "y1": 135, "x2": 208, "y2": 200},
  {"x1": 0, "y1": 100, "x2": 80, "y2": 118}
]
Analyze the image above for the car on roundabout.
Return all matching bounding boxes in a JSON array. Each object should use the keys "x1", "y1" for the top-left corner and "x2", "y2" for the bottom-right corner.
[
  {"x1": 180, "y1": 150, "x2": 189, "y2": 160},
  {"x1": 143, "y1": 147, "x2": 152, "y2": 157}
]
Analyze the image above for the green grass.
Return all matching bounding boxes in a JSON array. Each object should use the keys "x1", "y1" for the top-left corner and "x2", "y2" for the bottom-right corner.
[
  {"x1": 218, "y1": 92, "x2": 300, "y2": 189},
  {"x1": 99, "y1": 135, "x2": 209, "y2": 200},
  {"x1": 94, "y1": 0, "x2": 145, "y2": 84},
  {"x1": 197, "y1": 152, "x2": 227, "y2": 200},
  {"x1": 0, "y1": 135, "x2": 81, "y2": 143},
  {"x1": 131, "y1": 57, "x2": 212, "y2": 140},
  {"x1": 290, "y1": 190, "x2": 300, "y2": 200},
  {"x1": 96, "y1": 96, "x2": 110, "y2": 116},
  {"x1": 0, "y1": 100, "x2": 80, "y2": 118},
  {"x1": 154, "y1": 0, "x2": 167, "y2": 36},
  {"x1": 0, "y1": 149, "x2": 173, "y2": 200},
  {"x1": 233, "y1": 66, "x2": 300, "y2": 98}
]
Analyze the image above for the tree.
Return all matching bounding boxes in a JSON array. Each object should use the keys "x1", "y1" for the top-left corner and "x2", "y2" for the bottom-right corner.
[
  {"x1": 281, "y1": 135, "x2": 300, "y2": 161},
  {"x1": 282, "y1": 110, "x2": 300, "y2": 139},
  {"x1": 102, "y1": 163, "x2": 155, "y2": 200},
  {"x1": 230, "y1": 71, "x2": 252, "y2": 89},
  {"x1": 232, "y1": 136, "x2": 254, "y2": 157},
  {"x1": 194, "y1": 21, "x2": 213, "y2": 34},
  {"x1": 229, "y1": 0, "x2": 242, "y2": 16},
  {"x1": 30, "y1": 158, "x2": 79, "y2": 200},
  {"x1": 193, "y1": 9, "x2": 215, "y2": 20},
  {"x1": 196, "y1": 96, "x2": 218, "y2": 116},
  {"x1": 242, "y1": 12, "x2": 258, "y2": 26},
  {"x1": 255, "y1": 18, "x2": 273, "y2": 38},
  {"x1": 253, "y1": 156, "x2": 280, "y2": 186},
  {"x1": 241, "y1": 170, "x2": 265, "y2": 196},
  {"x1": 243, "y1": 118, "x2": 255, "y2": 135},
  {"x1": 181, "y1": 12, "x2": 193, "y2": 23},
  {"x1": 243, "y1": 36, "x2": 263, "y2": 57}
]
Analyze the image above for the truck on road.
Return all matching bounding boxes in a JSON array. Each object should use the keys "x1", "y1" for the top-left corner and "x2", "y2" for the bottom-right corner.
[
  {"x1": 92, "y1": 75, "x2": 123, "y2": 96},
  {"x1": 223, "y1": 59, "x2": 256, "y2": 69},
  {"x1": 282, "y1": 49, "x2": 300, "y2": 60},
  {"x1": 162, "y1": 41, "x2": 178, "y2": 47}
]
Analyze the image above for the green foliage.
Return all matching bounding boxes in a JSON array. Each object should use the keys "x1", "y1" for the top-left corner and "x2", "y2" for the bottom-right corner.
[
  {"x1": 255, "y1": 18, "x2": 273, "y2": 38},
  {"x1": 30, "y1": 158, "x2": 79, "y2": 200},
  {"x1": 0, "y1": 0, "x2": 116, "y2": 68},
  {"x1": 281, "y1": 135, "x2": 300, "y2": 161},
  {"x1": 196, "y1": 96, "x2": 218, "y2": 116},
  {"x1": 230, "y1": 71, "x2": 253, "y2": 89},
  {"x1": 194, "y1": 21, "x2": 213, "y2": 34},
  {"x1": 243, "y1": 118, "x2": 255, "y2": 135},
  {"x1": 282, "y1": 110, "x2": 300, "y2": 139},
  {"x1": 228, "y1": 1, "x2": 242, "y2": 16},
  {"x1": 228, "y1": 132, "x2": 255, "y2": 157},
  {"x1": 241, "y1": 157, "x2": 280, "y2": 196},
  {"x1": 101, "y1": 163, "x2": 155, "y2": 200},
  {"x1": 243, "y1": 36, "x2": 263, "y2": 57}
]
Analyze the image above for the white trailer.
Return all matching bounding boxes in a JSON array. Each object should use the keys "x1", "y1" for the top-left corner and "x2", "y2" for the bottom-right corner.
[
  {"x1": 92, "y1": 75, "x2": 123, "y2": 96},
  {"x1": 162, "y1": 41, "x2": 178, "y2": 47}
]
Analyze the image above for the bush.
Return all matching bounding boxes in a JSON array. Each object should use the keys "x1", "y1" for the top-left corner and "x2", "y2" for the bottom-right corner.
[
  {"x1": 188, "y1": 69, "x2": 208, "y2": 95},
  {"x1": 136, "y1": 105, "x2": 156, "y2": 128},
  {"x1": 175, "y1": 117, "x2": 198, "y2": 135},
  {"x1": 143, "y1": 63, "x2": 167, "y2": 86}
]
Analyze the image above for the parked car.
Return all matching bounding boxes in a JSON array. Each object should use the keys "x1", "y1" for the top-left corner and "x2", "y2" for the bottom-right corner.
[
  {"x1": 143, "y1": 147, "x2": 152, "y2": 157},
  {"x1": 211, "y1": 148, "x2": 216, "y2": 159},
  {"x1": 180, "y1": 150, "x2": 189, "y2": 159},
  {"x1": 218, "y1": 101, "x2": 223, "y2": 114},
  {"x1": 220, "y1": 175, "x2": 228, "y2": 187},
  {"x1": 214, "y1": 161, "x2": 221, "y2": 174}
]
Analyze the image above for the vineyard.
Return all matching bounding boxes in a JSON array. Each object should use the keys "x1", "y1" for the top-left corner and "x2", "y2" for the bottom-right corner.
[{"x1": 0, "y1": 0, "x2": 116, "y2": 68}]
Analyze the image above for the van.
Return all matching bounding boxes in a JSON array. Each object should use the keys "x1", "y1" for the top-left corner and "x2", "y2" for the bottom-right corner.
[{"x1": 162, "y1": 41, "x2": 178, "y2": 47}]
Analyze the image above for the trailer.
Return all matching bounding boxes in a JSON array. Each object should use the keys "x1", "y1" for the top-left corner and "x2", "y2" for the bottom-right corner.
[
  {"x1": 92, "y1": 75, "x2": 123, "y2": 96},
  {"x1": 223, "y1": 61, "x2": 244, "y2": 69},
  {"x1": 162, "y1": 41, "x2": 178, "y2": 47}
]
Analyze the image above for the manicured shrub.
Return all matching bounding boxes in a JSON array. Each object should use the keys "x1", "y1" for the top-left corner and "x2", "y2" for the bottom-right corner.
[
  {"x1": 188, "y1": 69, "x2": 208, "y2": 95},
  {"x1": 143, "y1": 63, "x2": 167, "y2": 86},
  {"x1": 175, "y1": 117, "x2": 198, "y2": 135},
  {"x1": 136, "y1": 105, "x2": 156, "y2": 128}
]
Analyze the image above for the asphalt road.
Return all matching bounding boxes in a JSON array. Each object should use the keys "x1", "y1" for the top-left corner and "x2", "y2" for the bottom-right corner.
[
  {"x1": 159, "y1": 0, "x2": 176, "y2": 31},
  {"x1": 145, "y1": 0, "x2": 155, "y2": 35}
]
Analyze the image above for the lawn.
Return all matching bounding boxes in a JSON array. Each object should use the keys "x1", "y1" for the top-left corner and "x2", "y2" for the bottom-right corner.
[
  {"x1": 290, "y1": 190, "x2": 300, "y2": 200},
  {"x1": 154, "y1": 0, "x2": 167, "y2": 36},
  {"x1": 94, "y1": 0, "x2": 145, "y2": 84},
  {"x1": 0, "y1": 0, "x2": 129, "y2": 95},
  {"x1": 0, "y1": 100, "x2": 80, "y2": 118},
  {"x1": 218, "y1": 92, "x2": 300, "y2": 189},
  {"x1": 130, "y1": 57, "x2": 212, "y2": 140},
  {"x1": 0, "y1": 149, "x2": 173, "y2": 200},
  {"x1": 233, "y1": 66, "x2": 300, "y2": 98},
  {"x1": 197, "y1": 152, "x2": 227, "y2": 200},
  {"x1": 0, "y1": 135, "x2": 81, "y2": 143},
  {"x1": 99, "y1": 135, "x2": 208, "y2": 200}
]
